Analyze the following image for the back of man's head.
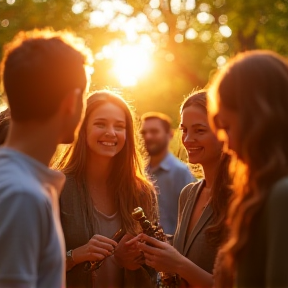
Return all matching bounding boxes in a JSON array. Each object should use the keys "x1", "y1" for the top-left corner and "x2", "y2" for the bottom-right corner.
[
  {"x1": 1, "y1": 29, "x2": 91, "y2": 122},
  {"x1": 141, "y1": 111, "x2": 172, "y2": 133}
]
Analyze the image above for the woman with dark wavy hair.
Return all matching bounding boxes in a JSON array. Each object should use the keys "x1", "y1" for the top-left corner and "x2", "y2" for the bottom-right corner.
[
  {"x1": 53, "y1": 90, "x2": 158, "y2": 288},
  {"x1": 128, "y1": 90, "x2": 232, "y2": 287},
  {"x1": 209, "y1": 50, "x2": 288, "y2": 288}
]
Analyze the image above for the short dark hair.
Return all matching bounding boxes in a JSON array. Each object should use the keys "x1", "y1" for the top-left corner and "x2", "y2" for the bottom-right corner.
[
  {"x1": 141, "y1": 111, "x2": 172, "y2": 133},
  {"x1": 1, "y1": 28, "x2": 92, "y2": 122}
]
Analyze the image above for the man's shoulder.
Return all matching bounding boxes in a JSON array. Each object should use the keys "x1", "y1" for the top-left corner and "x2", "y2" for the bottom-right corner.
[
  {"x1": 165, "y1": 153, "x2": 195, "y2": 178},
  {"x1": 0, "y1": 157, "x2": 45, "y2": 202},
  {"x1": 0, "y1": 148, "x2": 31, "y2": 173},
  {"x1": 0, "y1": 154, "x2": 35, "y2": 178},
  {"x1": 165, "y1": 153, "x2": 189, "y2": 169}
]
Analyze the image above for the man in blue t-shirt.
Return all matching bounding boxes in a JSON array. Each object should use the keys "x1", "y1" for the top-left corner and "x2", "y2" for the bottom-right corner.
[
  {"x1": 140, "y1": 112, "x2": 196, "y2": 236},
  {"x1": 0, "y1": 29, "x2": 91, "y2": 288}
]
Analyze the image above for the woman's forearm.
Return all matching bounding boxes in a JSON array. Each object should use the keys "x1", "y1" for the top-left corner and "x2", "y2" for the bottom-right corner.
[{"x1": 175, "y1": 255, "x2": 213, "y2": 288}]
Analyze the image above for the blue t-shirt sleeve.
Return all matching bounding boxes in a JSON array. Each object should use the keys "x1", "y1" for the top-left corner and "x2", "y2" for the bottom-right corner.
[
  {"x1": 0, "y1": 192, "x2": 44, "y2": 287},
  {"x1": 266, "y1": 179, "x2": 288, "y2": 286}
]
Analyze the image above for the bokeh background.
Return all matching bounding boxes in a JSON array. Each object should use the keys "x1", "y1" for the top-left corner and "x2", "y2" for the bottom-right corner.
[{"x1": 1, "y1": 0, "x2": 288, "y2": 173}]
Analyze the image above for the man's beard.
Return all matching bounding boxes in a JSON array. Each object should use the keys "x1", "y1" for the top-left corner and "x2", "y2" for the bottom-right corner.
[{"x1": 146, "y1": 141, "x2": 168, "y2": 156}]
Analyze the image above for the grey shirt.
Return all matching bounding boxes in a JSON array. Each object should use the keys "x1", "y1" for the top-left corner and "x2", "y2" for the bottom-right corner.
[
  {"x1": 148, "y1": 152, "x2": 195, "y2": 235},
  {"x1": 0, "y1": 148, "x2": 65, "y2": 288},
  {"x1": 91, "y1": 210, "x2": 123, "y2": 288},
  {"x1": 60, "y1": 175, "x2": 155, "y2": 288},
  {"x1": 174, "y1": 180, "x2": 217, "y2": 275}
]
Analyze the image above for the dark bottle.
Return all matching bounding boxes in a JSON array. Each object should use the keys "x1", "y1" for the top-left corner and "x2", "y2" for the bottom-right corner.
[{"x1": 132, "y1": 207, "x2": 179, "y2": 288}]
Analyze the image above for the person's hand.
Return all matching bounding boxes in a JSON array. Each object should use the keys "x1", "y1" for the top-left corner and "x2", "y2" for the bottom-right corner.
[
  {"x1": 72, "y1": 234, "x2": 117, "y2": 264},
  {"x1": 114, "y1": 233, "x2": 144, "y2": 270},
  {"x1": 128, "y1": 233, "x2": 182, "y2": 273},
  {"x1": 127, "y1": 234, "x2": 214, "y2": 288}
]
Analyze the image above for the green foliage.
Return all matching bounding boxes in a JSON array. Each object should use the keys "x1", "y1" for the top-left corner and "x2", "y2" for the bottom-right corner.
[
  {"x1": 0, "y1": 0, "x2": 85, "y2": 48},
  {"x1": 225, "y1": 0, "x2": 288, "y2": 54},
  {"x1": 1, "y1": 0, "x2": 288, "y2": 124}
]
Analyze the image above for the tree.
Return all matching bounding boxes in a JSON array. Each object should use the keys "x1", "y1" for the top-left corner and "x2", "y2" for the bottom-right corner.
[{"x1": 1, "y1": 0, "x2": 288, "y2": 118}]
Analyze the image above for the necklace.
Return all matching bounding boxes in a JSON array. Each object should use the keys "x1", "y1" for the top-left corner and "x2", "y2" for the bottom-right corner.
[
  {"x1": 202, "y1": 186, "x2": 212, "y2": 210},
  {"x1": 202, "y1": 196, "x2": 212, "y2": 210}
]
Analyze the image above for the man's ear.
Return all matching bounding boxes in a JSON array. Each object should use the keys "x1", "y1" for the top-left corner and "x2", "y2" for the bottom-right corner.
[{"x1": 169, "y1": 129, "x2": 174, "y2": 139}]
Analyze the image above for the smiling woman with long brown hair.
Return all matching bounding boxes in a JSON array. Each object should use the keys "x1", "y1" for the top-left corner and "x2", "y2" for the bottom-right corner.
[
  {"x1": 53, "y1": 90, "x2": 158, "y2": 288},
  {"x1": 128, "y1": 90, "x2": 232, "y2": 288}
]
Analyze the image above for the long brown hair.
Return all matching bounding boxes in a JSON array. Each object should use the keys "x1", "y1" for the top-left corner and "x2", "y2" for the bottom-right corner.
[
  {"x1": 209, "y1": 50, "x2": 288, "y2": 286},
  {"x1": 52, "y1": 90, "x2": 158, "y2": 234},
  {"x1": 180, "y1": 90, "x2": 232, "y2": 248}
]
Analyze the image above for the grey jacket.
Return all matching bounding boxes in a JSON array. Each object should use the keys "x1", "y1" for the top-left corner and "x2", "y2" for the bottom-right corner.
[
  {"x1": 173, "y1": 180, "x2": 218, "y2": 280},
  {"x1": 60, "y1": 175, "x2": 154, "y2": 288}
]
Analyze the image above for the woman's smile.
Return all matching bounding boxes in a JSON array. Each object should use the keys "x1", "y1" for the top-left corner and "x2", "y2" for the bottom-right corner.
[{"x1": 98, "y1": 141, "x2": 117, "y2": 146}]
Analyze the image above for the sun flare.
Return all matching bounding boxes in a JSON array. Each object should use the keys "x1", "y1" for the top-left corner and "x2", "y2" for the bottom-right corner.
[{"x1": 112, "y1": 44, "x2": 153, "y2": 87}]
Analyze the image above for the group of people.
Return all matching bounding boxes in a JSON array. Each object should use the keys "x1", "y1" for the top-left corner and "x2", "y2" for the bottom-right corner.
[{"x1": 0, "y1": 27, "x2": 288, "y2": 288}]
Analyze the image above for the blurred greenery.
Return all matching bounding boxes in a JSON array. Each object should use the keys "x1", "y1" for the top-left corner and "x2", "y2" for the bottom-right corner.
[
  {"x1": 1, "y1": 0, "x2": 288, "y2": 168},
  {"x1": 1, "y1": 0, "x2": 288, "y2": 114}
]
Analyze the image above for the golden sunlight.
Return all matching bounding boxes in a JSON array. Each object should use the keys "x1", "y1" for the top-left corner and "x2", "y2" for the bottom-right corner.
[{"x1": 112, "y1": 44, "x2": 153, "y2": 87}]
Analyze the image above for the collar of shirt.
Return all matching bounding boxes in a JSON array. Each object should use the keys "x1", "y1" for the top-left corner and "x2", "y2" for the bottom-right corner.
[{"x1": 148, "y1": 152, "x2": 173, "y2": 174}]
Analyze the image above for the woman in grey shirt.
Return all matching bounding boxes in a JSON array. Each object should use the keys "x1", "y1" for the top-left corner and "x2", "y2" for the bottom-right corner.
[
  {"x1": 129, "y1": 91, "x2": 232, "y2": 287},
  {"x1": 53, "y1": 90, "x2": 158, "y2": 288}
]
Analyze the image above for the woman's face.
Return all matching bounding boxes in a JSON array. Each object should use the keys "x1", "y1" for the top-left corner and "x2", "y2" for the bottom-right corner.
[
  {"x1": 180, "y1": 105, "x2": 222, "y2": 166},
  {"x1": 86, "y1": 102, "x2": 126, "y2": 159},
  {"x1": 215, "y1": 101, "x2": 241, "y2": 157}
]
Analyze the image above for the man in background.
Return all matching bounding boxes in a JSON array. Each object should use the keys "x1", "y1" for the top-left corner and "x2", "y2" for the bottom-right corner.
[
  {"x1": 140, "y1": 112, "x2": 196, "y2": 236},
  {"x1": 0, "y1": 28, "x2": 91, "y2": 287}
]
